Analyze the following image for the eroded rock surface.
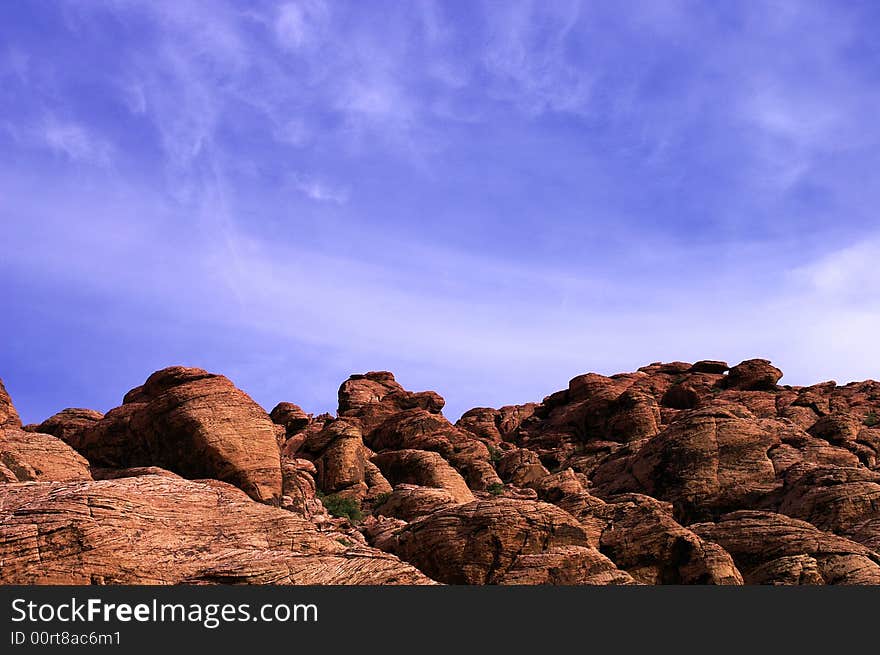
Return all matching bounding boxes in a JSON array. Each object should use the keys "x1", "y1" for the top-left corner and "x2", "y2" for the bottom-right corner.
[
  {"x1": 0, "y1": 429, "x2": 92, "y2": 483},
  {"x1": 72, "y1": 367, "x2": 282, "y2": 502},
  {"x1": 6, "y1": 357, "x2": 880, "y2": 585},
  {"x1": 0, "y1": 378, "x2": 21, "y2": 429},
  {"x1": 371, "y1": 498, "x2": 631, "y2": 584},
  {"x1": 0, "y1": 475, "x2": 432, "y2": 585}
]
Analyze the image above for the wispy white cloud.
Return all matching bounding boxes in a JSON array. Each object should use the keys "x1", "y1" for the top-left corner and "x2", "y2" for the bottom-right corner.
[
  {"x1": 481, "y1": 0, "x2": 593, "y2": 116},
  {"x1": 791, "y1": 237, "x2": 880, "y2": 304},
  {"x1": 289, "y1": 172, "x2": 349, "y2": 204},
  {"x1": 41, "y1": 119, "x2": 112, "y2": 164},
  {"x1": 5, "y1": 0, "x2": 880, "y2": 421},
  {"x1": 275, "y1": 0, "x2": 331, "y2": 51},
  {"x1": 8, "y1": 117, "x2": 115, "y2": 166}
]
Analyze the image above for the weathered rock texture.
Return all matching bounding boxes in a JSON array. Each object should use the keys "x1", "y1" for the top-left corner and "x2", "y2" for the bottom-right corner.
[
  {"x1": 32, "y1": 408, "x2": 103, "y2": 446},
  {"x1": 0, "y1": 378, "x2": 21, "y2": 429},
  {"x1": 70, "y1": 367, "x2": 282, "y2": 503},
  {"x1": 0, "y1": 475, "x2": 431, "y2": 584},
  {"x1": 5, "y1": 357, "x2": 880, "y2": 585},
  {"x1": 0, "y1": 428, "x2": 92, "y2": 483},
  {"x1": 372, "y1": 498, "x2": 634, "y2": 584}
]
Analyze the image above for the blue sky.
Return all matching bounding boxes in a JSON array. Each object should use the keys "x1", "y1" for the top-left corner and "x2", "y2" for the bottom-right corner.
[{"x1": 3, "y1": 1, "x2": 880, "y2": 424}]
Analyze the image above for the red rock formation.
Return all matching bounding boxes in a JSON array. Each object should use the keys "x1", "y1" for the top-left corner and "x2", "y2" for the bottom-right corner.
[
  {"x1": 624, "y1": 403, "x2": 780, "y2": 521},
  {"x1": 691, "y1": 511, "x2": 880, "y2": 584},
  {"x1": 0, "y1": 428, "x2": 92, "y2": 482},
  {"x1": 496, "y1": 448, "x2": 550, "y2": 487},
  {"x1": 34, "y1": 408, "x2": 103, "y2": 445},
  {"x1": 776, "y1": 464, "x2": 880, "y2": 548},
  {"x1": 374, "y1": 484, "x2": 460, "y2": 521},
  {"x1": 456, "y1": 403, "x2": 538, "y2": 444},
  {"x1": 722, "y1": 358, "x2": 783, "y2": 391},
  {"x1": 0, "y1": 475, "x2": 432, "y2": 584},
  {"x1": 296, "y1": 418, "x2": 393, "y2": 502},
  {"x1": 373, "y1": 498, "x2": 633, "y2": 584},
  {"x1": 338, "y1": 371, "x2": 444, "y2": 434},
  {"x1": 371, "y1": 449, "x2": 475, "y2": 503},
  {"x1": 0, "y1": 387, "x2": 92, "y2": 483},
  {"x1": 281, "y1": 457, "x2": 327, "y2": 518},
  {"x1": 270, "y1": 401, "x2": 312, "y2": 435},
  {"x1": 6, "y1": 357, "x2": 880, "y2": 586},
  {"x1": 0, "y1": 378, "x2": 21, "y2": 429},
  {"x1": 554, "y1": 492, "x2": 742, "y2": 584},
  {"x1": 74, "y1": 367, "x2": 282, "y2": 503}
]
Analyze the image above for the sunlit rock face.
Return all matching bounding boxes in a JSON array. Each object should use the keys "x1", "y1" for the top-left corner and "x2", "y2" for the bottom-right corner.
[{"x1": 5, "y1": 358, "x2": 880, "y2": 585}]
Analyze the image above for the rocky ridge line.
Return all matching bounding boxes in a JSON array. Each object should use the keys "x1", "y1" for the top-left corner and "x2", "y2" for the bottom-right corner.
[{"x1": 3, "y1": 358, "x2": 880, "y2": 585}]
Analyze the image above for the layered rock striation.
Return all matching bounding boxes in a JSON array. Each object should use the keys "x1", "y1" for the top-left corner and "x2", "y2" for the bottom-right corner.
[{"x1": 3, "y1": 358, "x2": 880, "y2": 585}]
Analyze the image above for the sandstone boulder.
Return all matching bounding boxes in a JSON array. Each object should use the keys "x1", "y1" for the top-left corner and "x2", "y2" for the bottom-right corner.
[
  {"x1": 0, "y1": 475, "x2": 432, "y2": 584},
  {"x1": 0, "y1": 428, "x2": 92, "y2": 482},
  {"x1": 723, "y1": 359, "x2": 783, "y2": 391},
  {"x1": 808, "y1": 413, "x2": 864, "y2": 444},
  {"x1": 557, "y1": 492, "x2": 742, "y2": 584},
  {"x1": 374, "y1": 484, "x2": 460, "y2": 521},
  {"x1": 456, "y1": 407, "x2": 504, "y2": 443},
  {"x1": 660, "y1": 383, "x2": 701, "y2": 410},
  {"x1": 75, "y1": 367, "x2": 281, "y2": 503},
  {"x1": 456, "y1": 404, "x2": 538, "y2": 444},
  {"x1": 530, "y1": 468, "x2": 587, "y2": 502},
  {"x1": 35, "y1": 408, "x2": 103, "y2": 446},
  {"x1": 372, "y1": 449, "x2": 474, "y2": 504},
  {"x1": 281, "y1": 458, "x2": 326, "y2": 518},
  {"x1": 497, "y1": 545, "x2": 636, "y2": 585},
  {"x1": 0, "y1": 377, "x2": 21, "y2": 429},
  {"x1": 338, "y1": 372, "x2": 444, "y2": 434},
  {"x1": 626, "y1": 403, "x2": 779, "y2": 521},
  {"x1": 776, "y1": 465, "x2": 880, "y2": 546},
  {"x1": 269, "y1": 402, "x2": 312, "y2": 435},
  {"x1": 376, "y1": 498, "x2": 628, "y2": 584},
  {"x1": 497, "y1": 448, "x2": 550, "y2": 487},
  {"x1": 313, "y1": 421, "x2": 368, "y2": 499},
  {"x1": 369, "y1": 409, "x2": 500, "y2": 490},
  {"x1": 692, "y1": 510, "x2": 880, "y2": 584},
  {"x1": 766, "y1": 423, "x2": 861, "y2": 475}
]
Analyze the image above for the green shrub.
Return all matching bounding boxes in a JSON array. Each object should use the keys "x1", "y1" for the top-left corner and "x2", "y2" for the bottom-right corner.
[
  {"x1": 373, "y1": 491, "x2": 392, "y2": 507},
  {"x1": 864, "y1": 412, "x2": 880, "y2": 428},
  {"x1": 487, "y1": 482, "x2": 505, "y2": 496},
  {"x1": 317, "y1": 492, "x2": 363, "y2": 523},
  {"x1": 488, "y1": 446, "x2": 503, "y2": 465}
]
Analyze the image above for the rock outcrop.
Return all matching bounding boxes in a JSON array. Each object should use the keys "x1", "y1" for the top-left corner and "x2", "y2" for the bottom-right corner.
[
  {"x1": 0, "y1": 475, "x2": 432, "y2": 584},
  {"x1": 624, "y1": 403, "x2": 780, "y2": 521},
  {"x1": 554, "y1": 492, "x2": 742, "y2": 584},
  {"x1": 5, "y1": 357, "x2": 880, "y2": 585},
  {"x1": 371, "y1": 498, "x2": 633, "y2": 584},
  {"x1": 371, "y1": 449, "x2": 475, "y2": 504},
  {"x1": 0, "y1": 378, "x2": 21, "y2": 429},
  {"x1": 0, "y1": 428, "x2": 92, "y2": 483},
  {"x1": 338, "y1": 371, "x2": 444, "y2": 434},
  {"x1": 723, "y1": 358, "x2": 783, "y2": 391},
  {"x1": 691, "y1": 511, "x2": 880, "y2": 584},
  {"x1": 32, "y1": 408, "x2": 103, "y2": 445},
  {"x1": 71, "y1": 367, "x2": 282, "y2": 503}
]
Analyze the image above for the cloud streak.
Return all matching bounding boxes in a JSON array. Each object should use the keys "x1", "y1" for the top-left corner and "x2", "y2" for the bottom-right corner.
[{"x1": 2, "y1": 0, "x2": 880, "y2": 423}]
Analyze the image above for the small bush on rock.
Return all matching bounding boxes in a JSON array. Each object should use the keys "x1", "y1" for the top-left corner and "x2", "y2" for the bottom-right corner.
[{"x1": 318, "y1": 492, "x2": 363, "y2": 523}]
